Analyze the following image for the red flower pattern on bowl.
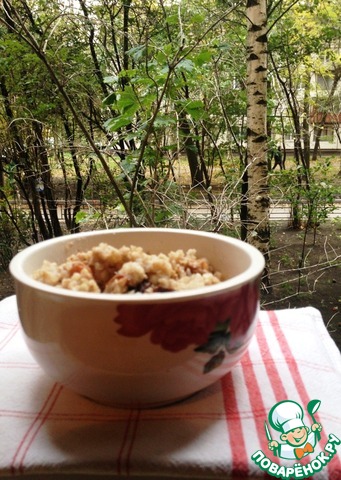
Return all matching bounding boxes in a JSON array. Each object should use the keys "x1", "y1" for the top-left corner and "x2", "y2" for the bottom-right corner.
[{"x1": 115, "y1": 279, "x2": 259, "y2": 363}]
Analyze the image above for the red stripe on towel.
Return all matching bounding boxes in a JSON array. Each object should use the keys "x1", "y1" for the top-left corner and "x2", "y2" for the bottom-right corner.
[
  {"x1": 117, "y1": 409, "x2": 134, "y2": 475},
  {"x1": 221, "y1": 372, "x2": 249, "y2": 477},
  {"x1": 11, "y1": 383, "x2": 63, "y2": 474},
  {"x1": 257, "y1": 319, "x2": 287, "y2": 401},
  {"x1": 125, "y1": 409, "x2": 140, "y2": 476},
  {"x1": 117, "y1": 409, "x2": 140, "y2": 476},
  {"x1": 268, "y1": 311, "x2": 341, "y2": 479},
  {"x1": 241, "y1": 349, "x2": 271, "y2": 453},
  {"x1": 241, "y1": 342, "x2": 276, "y2": 479},
  {"x1": 0, "y1": 325, "x2": 19, "y2": 352}
]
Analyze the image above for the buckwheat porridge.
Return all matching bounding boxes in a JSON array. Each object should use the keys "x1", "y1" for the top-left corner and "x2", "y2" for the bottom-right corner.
[{"x1": 33, "y1": 243, "x2": 224, "y2": 294}]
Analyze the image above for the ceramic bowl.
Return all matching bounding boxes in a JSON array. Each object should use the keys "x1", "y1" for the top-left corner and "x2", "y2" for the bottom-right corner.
[{"x1": 9, "y1": 228, "x2": 265, "y2": 408}]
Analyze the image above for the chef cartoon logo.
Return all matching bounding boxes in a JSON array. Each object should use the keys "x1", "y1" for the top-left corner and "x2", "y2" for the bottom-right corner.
[
  {"x1": 251, "y1": 399, "x2": 341, "y2": 479},
  {"x1": 265, "y1": 400, "x2": 322, "y2": 460}
]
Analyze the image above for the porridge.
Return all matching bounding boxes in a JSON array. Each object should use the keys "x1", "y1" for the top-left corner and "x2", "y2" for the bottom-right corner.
[{"x1": 33, "y1": 243, "x2": 224, "y2": 294}]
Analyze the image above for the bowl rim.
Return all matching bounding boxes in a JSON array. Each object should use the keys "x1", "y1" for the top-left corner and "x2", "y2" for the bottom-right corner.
[{"x1": 9, "y1": 228, "x2": 265, "y2": 302}]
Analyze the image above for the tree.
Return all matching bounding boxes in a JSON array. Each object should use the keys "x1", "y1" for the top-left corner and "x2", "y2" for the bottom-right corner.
[
  {"x1": 0, "y1": 0, "x2": 137, "y2": 232},
  {"x1": 1, "y1": 0, "x2": 339, "y2": 267},
  {"x1": 244, "y1": 0, "x2": 270, "y2": 283},
  {"x1": 312, "y1": 67, "x2": 341, "y2": 161},
  {"x1": 268, "y1": 0, "x2": 341, "y2": 227},
  {"x1": 103, "y1": 0, "x2": 246, "y2": 221}
]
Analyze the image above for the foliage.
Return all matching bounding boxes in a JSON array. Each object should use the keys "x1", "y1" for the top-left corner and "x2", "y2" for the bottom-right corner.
[
  {"x1": 268, "y1": 0, "x2": 341, "y2": 163},
  {"x1": 0, "y1": 202, "x2": 31, "y2": 270},
  {"x1": 269, "y1": 158, "x2": 338, "y2": 228},
  {"x1": 0, "y1": 0, "x2": 340, "y2": 258}
]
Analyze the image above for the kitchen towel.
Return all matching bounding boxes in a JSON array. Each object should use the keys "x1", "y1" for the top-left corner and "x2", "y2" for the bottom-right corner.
[{"x1": 0, "y1": 295, "x2": 340, "y2": 479}]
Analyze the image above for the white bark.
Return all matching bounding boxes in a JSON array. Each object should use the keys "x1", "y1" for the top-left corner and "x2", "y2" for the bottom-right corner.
[{"x1": 245, "y1": 0, "x2": 270, "y2": 264}]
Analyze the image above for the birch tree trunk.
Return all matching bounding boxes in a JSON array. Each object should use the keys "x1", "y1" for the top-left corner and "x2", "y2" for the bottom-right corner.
[{"x1": 245, "y1": 0, "x2": 270, "y2": 285}]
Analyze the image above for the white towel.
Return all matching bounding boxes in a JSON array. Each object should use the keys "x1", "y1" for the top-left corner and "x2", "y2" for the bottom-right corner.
[{"x1": 0, "y1": 295, "x2": 340, "y2": 479}]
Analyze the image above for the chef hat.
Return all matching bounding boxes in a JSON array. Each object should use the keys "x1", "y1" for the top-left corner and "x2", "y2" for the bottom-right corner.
[{"x1": 269, "y1": 400, "x2": 305, "y2": 433}]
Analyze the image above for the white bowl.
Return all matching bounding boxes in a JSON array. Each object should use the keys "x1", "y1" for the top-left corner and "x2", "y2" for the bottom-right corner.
[{"x1": 10, "y1": 228, "x2": 265, "y2": 408}]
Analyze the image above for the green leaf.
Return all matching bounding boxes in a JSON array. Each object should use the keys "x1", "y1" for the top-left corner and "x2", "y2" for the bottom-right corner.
[
  {"x1": 104, "y1": 76, "x2": 118, "y2": 84},
  {"x1": 190, "y1": 13, "x2": 205, "y2": 24},
  {"x1": 163, "y1": 43, "x2": 174, "y2": 56},
  {"x1": 114, "y1": 203, "x2": 126, "y2": 213},
  {"x1": 102, "y1": 92, "x2": 116, "y2": 106},
  {"x1": 176, "y1": 59, "x2": 195, "y2": 72},
  {"x1": 118, "y1": 69, "x2": 137, "y2": 79},
  {"x1": 185, "y1": 100, "x2": 205, "y2": 120},
  {"x1": 154, "y1": 210, "x2": 171, "y2": 223},
  {"x1": 127, "y1": 45, "x2": 146, "y2": 62},
  {"x1": 166, "y1": 14, "x2": 179, "y2": 25},
  {"x1": 104, "y1": 116, "x2": 132, "y2": 132},
  {"x1": 216, "y1": 43, "x2": 230, "y2": 52},
  {"x1": 156, "y1": 51, "x2": 167, "y2": 64},
  {"x1": 140, "y1": 92, "x2": 156, "y2": 109},
  {"x1": 153, "y1": 115, "x2": 176, "y2": 128},
  {"x1": 75, "y1": 211, "x2": 88, "y2": 223},
  {"x1": 116, "y1": 89, "x2": 139, "y2": 115},
  {"x1": 193, "y1": 50, "x2": 212, "y2": 67},
  {"x1": 120, "y1": 157, "x2": 138, "y2": 174}
]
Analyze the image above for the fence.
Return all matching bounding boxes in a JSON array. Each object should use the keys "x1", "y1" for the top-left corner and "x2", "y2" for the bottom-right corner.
[{"x1": 5, "y1": 197, "x2": 341, "y2": 224}]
